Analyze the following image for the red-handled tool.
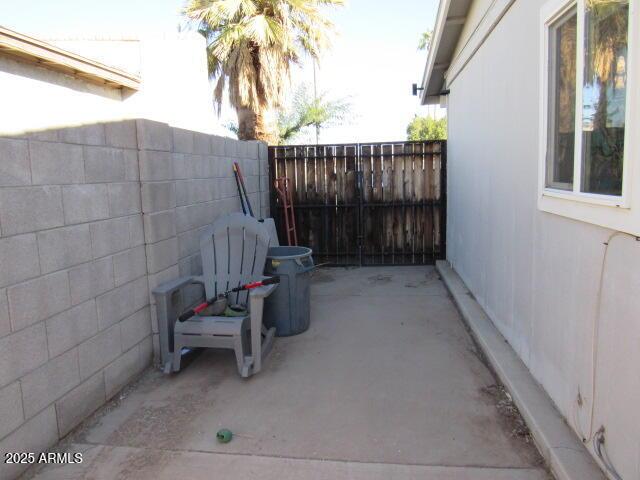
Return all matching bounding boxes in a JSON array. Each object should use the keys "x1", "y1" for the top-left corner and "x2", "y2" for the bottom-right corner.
[{"x1": 178, "y1": 277, "x2": 280, "y2": 322}]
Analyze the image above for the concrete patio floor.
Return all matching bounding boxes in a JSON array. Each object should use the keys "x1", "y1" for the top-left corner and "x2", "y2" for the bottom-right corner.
[{"x1": 26, "y1": 266, "x2": 551, "y2": 479}]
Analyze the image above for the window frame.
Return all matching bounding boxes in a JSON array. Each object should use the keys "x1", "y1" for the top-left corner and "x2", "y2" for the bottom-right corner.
[
  {"x1": 539, "y1": 0, "x2": 640, "y2": 235},
  {"x1": 544, "y1": 4, "x2": 578, "y2": 193}
]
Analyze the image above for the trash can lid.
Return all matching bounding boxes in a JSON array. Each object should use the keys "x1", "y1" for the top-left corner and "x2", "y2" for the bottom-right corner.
[{"x1": 267, "y1": 246, "x2": 312, "y2": 260}]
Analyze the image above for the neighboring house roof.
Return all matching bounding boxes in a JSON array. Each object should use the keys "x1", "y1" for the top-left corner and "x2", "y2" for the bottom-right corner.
[
  {"x1": 0, "y1": 26, "x2": 140, "y2": 90},
  {"x1": 420, "y1": 0, "x2": 472, "y2": 105}
]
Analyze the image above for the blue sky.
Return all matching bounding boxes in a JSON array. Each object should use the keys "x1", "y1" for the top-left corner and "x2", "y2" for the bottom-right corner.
[{"x1": 1, "y1": 0, "x2": 441, "y2": 142}]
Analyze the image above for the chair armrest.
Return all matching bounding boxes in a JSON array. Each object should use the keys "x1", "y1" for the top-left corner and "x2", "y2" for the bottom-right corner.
[
  {"x1": 249, "y1": 276, "x2": 279, "y2": 299},
  {"x1": 153, "y1": 275, "x2": 205, "y2": 371},
  {"x1": 152, "y1": 276, "x2": 204, "y2": 297},
  {"x1": 249, "y1": 282, "x2": 278, "y2": 299},
  {"x1": 247, "y1": 276, "x2": 278, "y2": 374}
]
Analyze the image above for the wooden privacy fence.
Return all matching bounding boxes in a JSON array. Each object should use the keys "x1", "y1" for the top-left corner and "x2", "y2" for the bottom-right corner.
[{"x1": 268, "y1": 141, "x2": 446, "y2": 266}]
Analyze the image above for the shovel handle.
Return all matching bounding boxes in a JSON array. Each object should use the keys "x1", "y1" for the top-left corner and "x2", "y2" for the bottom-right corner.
[
  {"x1": 235, "y1": 276, "x2": 280, "y2": 291},
  {"x1": 178, "y1": 277, "x2": 279, "y2": 322},
  {"x1": 178, "y1": 301, "x2": 210, "y2": 322}
]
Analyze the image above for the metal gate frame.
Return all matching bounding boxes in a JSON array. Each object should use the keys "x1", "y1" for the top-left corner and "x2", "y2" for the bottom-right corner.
[{"x1": 269, "y1": 141, "x2": 446, "y2": 266}]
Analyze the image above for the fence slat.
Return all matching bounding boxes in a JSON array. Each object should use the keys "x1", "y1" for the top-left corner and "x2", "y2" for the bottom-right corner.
[
  {"x1": 345, "y1": 145, "x2": 358, "y2": 264},
  {"x1": 335, "y1": 146, "x2": 345, "y2": 263},
  {"x1": 359, "y1": 145, "x2": 371, "y2": 264},
  {"x1": 381, "y1": 146, "x2": 394, "y2": 264},
  {"x1": 304, "y1": 147, "x2": 317, "y2": 256},
  {"x1": 327, "y1": 146, "x2": 338, "y2": 263},
  {"x1": 413, "y1": 143, "x2": 424, "y2": 263}
]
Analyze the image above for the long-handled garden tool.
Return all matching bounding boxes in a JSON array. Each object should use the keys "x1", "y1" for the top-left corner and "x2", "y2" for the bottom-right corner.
[
  {"x1": 233, "y1": 164, "x2": 248, "y2": 215},
  {"x1": 178, "y1": 277, "x2": 280, "y2": 322},
  {"x1": 233, "y1": 162, "x2": 254, "y2": 217}
]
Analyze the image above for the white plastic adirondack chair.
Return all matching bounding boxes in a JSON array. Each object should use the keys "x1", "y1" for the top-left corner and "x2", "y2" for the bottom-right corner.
[
  {"x1": 153, "y1": 213, "x2": 277, "y2": 377},
  {"x1": 261, "y1": 217, "x2": 279, "y2": 247}
]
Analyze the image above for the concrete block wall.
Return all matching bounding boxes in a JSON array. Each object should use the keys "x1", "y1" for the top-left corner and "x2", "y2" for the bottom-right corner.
[{"x1": 0, "y1": 119, "x2": 269, "y2": 479}]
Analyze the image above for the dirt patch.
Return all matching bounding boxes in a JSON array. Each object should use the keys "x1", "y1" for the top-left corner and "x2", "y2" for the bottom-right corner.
[
  {"x1": 64, "y1": 368, "x2": 160, "y2": 445},
  {"x1": 113, "y1": 447, "x2": 170, "y2": 480},
  {"x1": 63, "y1": 355, "x2": 227, "y2": 452},
  {"x1": 105, "y1": 391, "x2": 202, "y2": 448},
  {"x1": 480, "y1": 384, "x2": 534, "y2": 444},
  {"x1": 310, "y1": 268, "x2": 335, "y2": 284},
  {"x1": 260, "y1": 339, "x2": 290, "y2": 373},
  {"x1": 103, "y1": 360, "x2": 225, "y2": 450},
  {"x1": 367, "y1": 274, "x2": 392, "y2": 285},
  {"x1": 478, "y1": 383, "x2": 550, "y2": 472},
  {"x1": 405, "y1": 270, "x2": 440, "y2": 288},
  {"x1": 72, "y1": 445, "x2": 172, "y2": 480}
]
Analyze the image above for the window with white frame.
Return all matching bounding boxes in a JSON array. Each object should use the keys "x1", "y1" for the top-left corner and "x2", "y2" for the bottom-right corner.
[{"x1": 544, "y1": 0, "x2": 631, "y2": 204}]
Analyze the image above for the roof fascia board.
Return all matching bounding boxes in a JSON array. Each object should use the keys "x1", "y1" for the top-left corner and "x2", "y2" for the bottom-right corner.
[
  {"x1": 0, "y1": 26, "x2": 140, "y2": 90},
  {"x1": 420, "y1": 0, "x2": 453, "y2": 104},
  {"x1": 444, "y1": 0, "x2": 516, "y2": 88},
  {"x1": 445, "y1": 16, "x2": 467, "y2": 26}
]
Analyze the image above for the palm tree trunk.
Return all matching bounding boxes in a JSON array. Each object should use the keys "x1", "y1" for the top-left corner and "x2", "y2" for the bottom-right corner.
[{"x1": 237, "y1": 107, "x2": 278, "y2": 144}]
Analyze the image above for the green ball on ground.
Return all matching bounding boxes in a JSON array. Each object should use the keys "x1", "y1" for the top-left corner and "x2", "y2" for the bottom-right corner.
[{"x1": 216, "y1": 428, "x2": 233, "y2": 443}]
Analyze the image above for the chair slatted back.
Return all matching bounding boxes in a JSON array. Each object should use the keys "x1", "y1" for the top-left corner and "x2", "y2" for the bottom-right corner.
[{"x1": 200, "y1": 213, "x2": 271, "y2": 306}]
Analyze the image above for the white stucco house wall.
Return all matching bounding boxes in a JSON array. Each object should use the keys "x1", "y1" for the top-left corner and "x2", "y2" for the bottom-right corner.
[
  {"x1": 422, "y1": 0, "x2": 639, "y2": 479},
  {"x1": 0, "y1": 26, "x2": 218, "y2": 136}
]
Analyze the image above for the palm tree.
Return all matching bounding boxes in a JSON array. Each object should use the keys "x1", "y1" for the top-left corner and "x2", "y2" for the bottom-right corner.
[
  {"x1": 583, "y1": 0, "x2": 628, "y2": 193},
  {"x1": 587, "y1": 0, "x2": 628, "y2": 88},
  {"x1": 183, "y1": 0, "x2": 345, "y2": 144},
  {"x1": 223, "y1": 84, "x2": 351, "y2": 144}
]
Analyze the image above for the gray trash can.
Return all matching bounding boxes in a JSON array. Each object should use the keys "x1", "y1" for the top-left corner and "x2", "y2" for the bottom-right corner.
[{"x1": 264, "y1": 246, "x2": 314, "y2": 336}]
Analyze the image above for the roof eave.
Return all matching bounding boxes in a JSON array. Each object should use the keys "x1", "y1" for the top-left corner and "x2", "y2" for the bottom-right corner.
[
  {"x1": 0, "y1": 25, "x2": 141, "y2": 90},
  {"x1": 420, "y1": 0, "x2": 471, "y2": 105}
]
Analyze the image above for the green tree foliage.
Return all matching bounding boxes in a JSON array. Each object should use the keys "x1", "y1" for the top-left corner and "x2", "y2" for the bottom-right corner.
[
  {"x1": 418, "y1": 30, "x2": 432, "y2": 51},
  {"x1": 277, "y1": 85, "x2": 350, "y2": 144},
  {"x1": 225, "y1": 84, "x2": 350, "y2": 144},
  {"x1": 406, "y1": 115, "x2": 447, "y2": 141}
]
